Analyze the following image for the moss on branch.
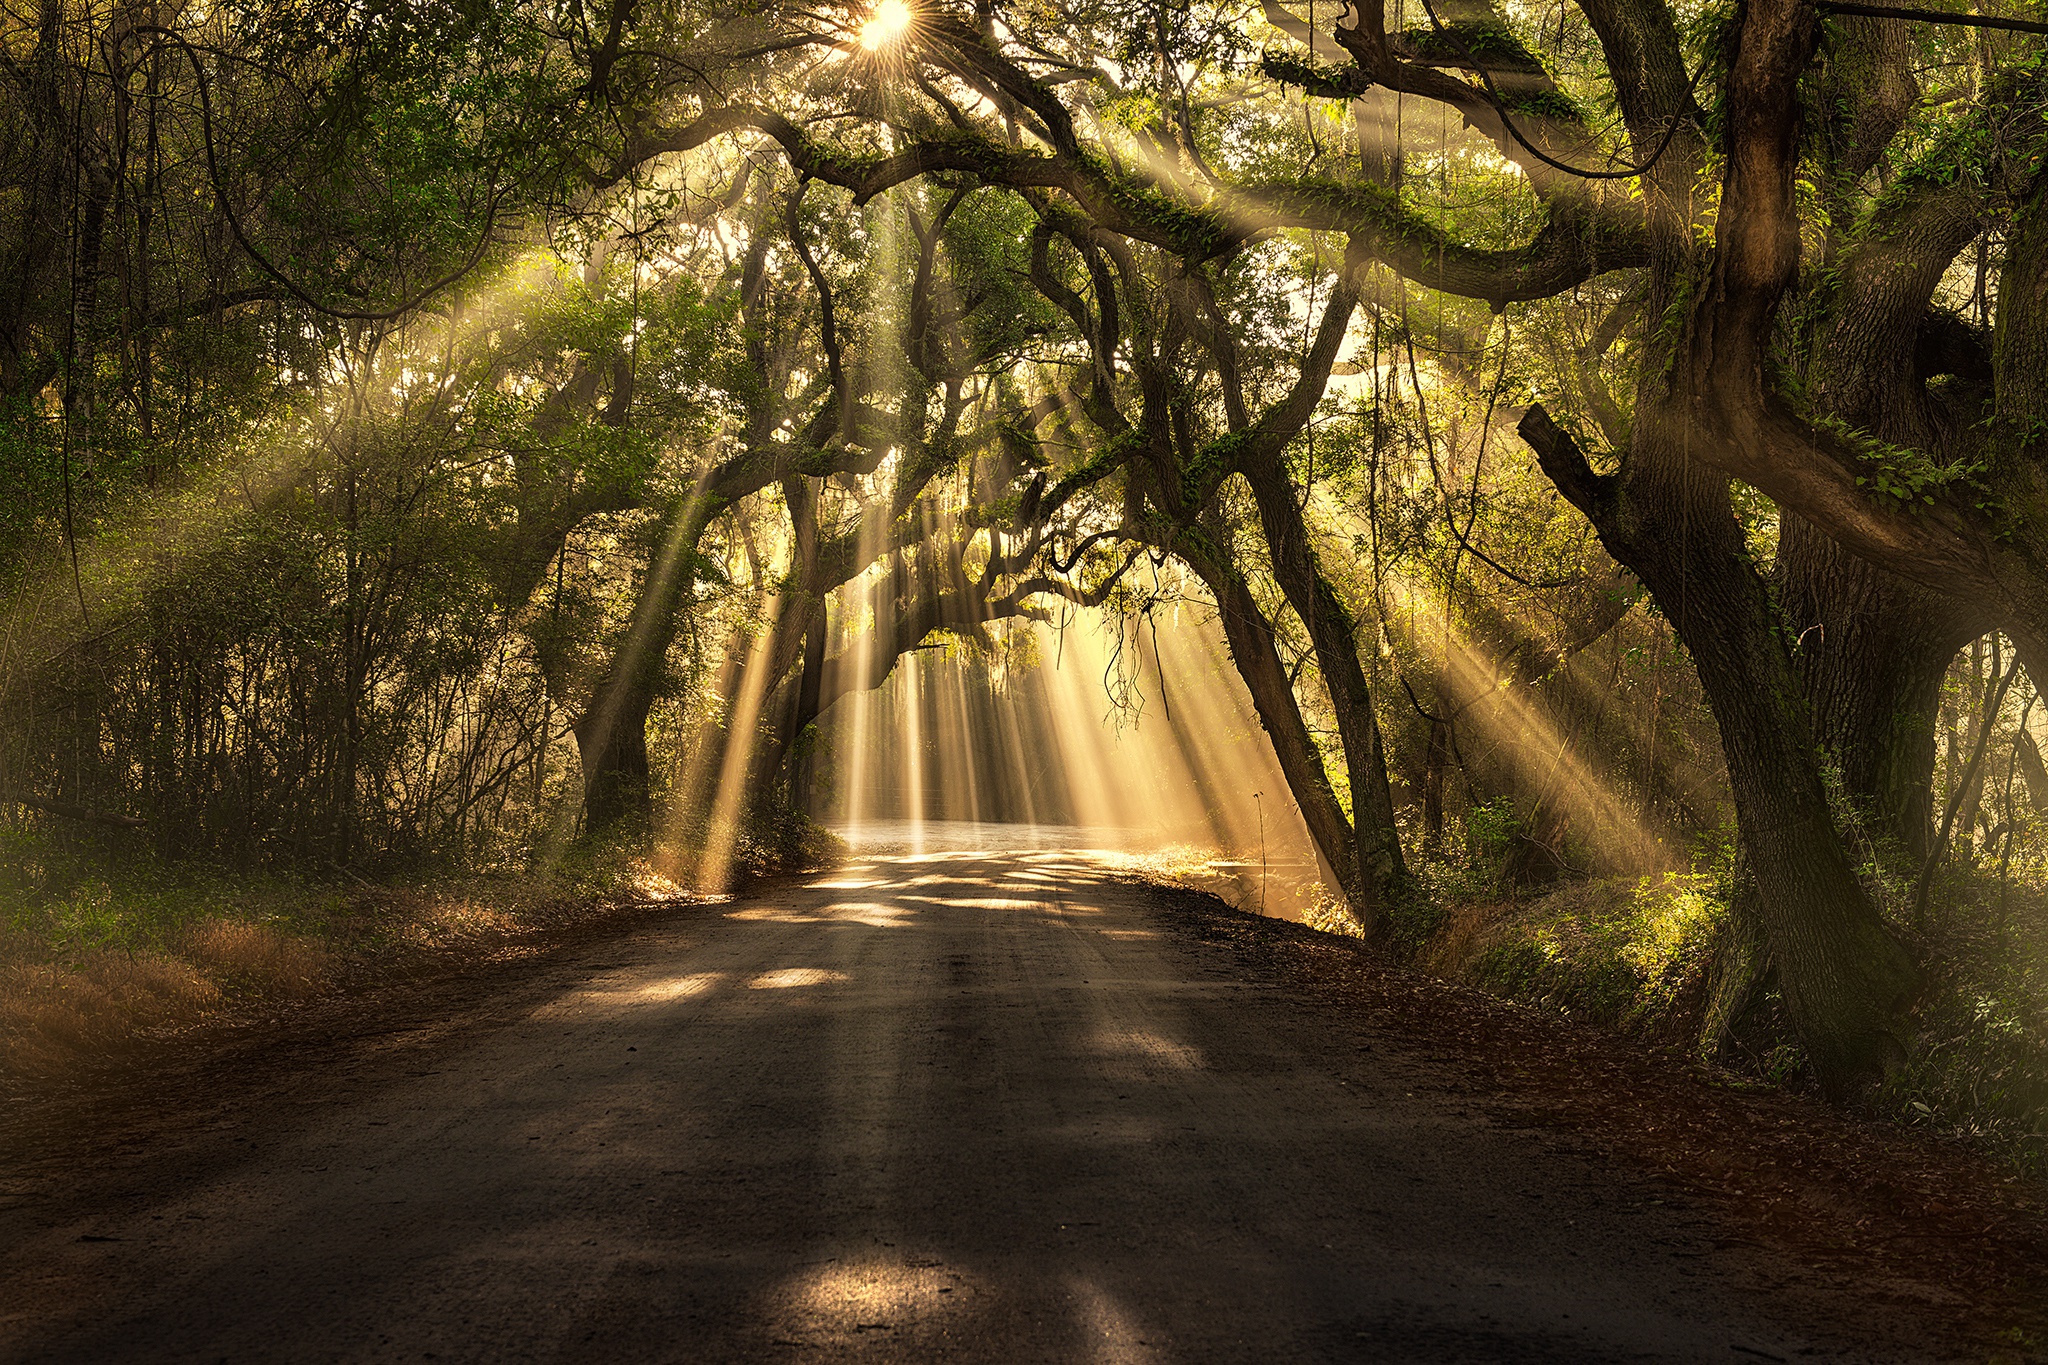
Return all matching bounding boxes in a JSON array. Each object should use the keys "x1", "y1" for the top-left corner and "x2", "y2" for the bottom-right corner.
[{"x1": 1398, "y1": 22, "x2": 1546, "y2": 73}]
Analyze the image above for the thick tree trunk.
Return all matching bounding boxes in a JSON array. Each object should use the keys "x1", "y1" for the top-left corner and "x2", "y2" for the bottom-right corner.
[
  {"x1": 747, "y1": 478, "x2": 830, "y2": 812},
  {"x1": 1778, "y1": 518, "x2": 1985, "y2": 864},
  {"x1": 573, "y1": 693, "x2": 654, "y2": 833},
  {"x1": 784, "y1": 606, "x2": 828, "y2": 811},
  {"x1": 1700, "y1": 872, "x2": 1774, "y2": 1063},
  {"x1": 1517, "y1": 37, "x2": 1928, "y2": 1087},
  {"x1": 1174, "y1": 533, "x2": 1375, "y2": 932},
  {"x1": 1524, "y1": 409, "x2": 1920, "y2": 1095},
  {"x1": 574, "y1": 491, "x2": 722, "y2": 833},
  {"x1": 749, "y1": 597, "x2": 829, "y2": 809},
  {"x1": 1641, "y1": 500, "x2": 1918, "y2": 1093}
]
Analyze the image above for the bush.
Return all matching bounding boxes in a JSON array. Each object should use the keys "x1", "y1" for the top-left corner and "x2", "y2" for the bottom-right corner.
[
  {"x1": 1437, "y1": 873, "x2": 1723, "y2": 1042},
  {"x1": 1872, "y1": 869, "x2": 2048, "y2": 1170}
]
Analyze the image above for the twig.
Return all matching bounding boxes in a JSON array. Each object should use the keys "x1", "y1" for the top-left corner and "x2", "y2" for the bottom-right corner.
[{"x1": 1915, "y1": 652, "x2": 2022, "y2": 928}]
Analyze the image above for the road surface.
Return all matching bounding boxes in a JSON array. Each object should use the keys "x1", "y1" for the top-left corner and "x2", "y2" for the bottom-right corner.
[{"x1": 1, "y1": 849, "x2": 1930, "y2": 1361}]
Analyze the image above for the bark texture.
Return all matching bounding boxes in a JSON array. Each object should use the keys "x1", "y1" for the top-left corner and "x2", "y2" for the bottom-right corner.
[{"x1": 1779, "y1": 520, "x2": 1986, "y2": 863}]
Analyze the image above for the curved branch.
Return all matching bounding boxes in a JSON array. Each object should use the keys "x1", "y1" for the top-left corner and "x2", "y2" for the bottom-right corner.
[
  {"x1": 610, "y1": 105, "x2": 1645, "y2": 300},
  {"x1": 135, "y1": 27, "x2": 511, "y2": 323},
  {"x1": 1409, "y1": 0, "x2": 1704, "y2": 182},
  {"x1": 1220, "y1": 184, "x2": 1647, "y2": 306},
  {"x1": 995, "y1": 546, "x2": 1145, "y2": 614},
  {"x1": 785, "y1": 186, "x2": 852, "y2": 441}
]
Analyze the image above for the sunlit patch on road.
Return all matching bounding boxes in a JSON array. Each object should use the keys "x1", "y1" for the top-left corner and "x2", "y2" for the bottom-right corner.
[
  {"x1": 635, "y1": 972, "x2": 725, "y2": 1001},
  {"x1": 1067, "y1": 1276, "x2": 1164, "y2": 1364},
  {"x1": 547, "y1": 971, "x2": 728, "y2": 1011},
  {"x1": 725, "y1": 906, "x2": 827, "y2": 924},
  {"x1": 773, "y1": 1254, "x2": 976, "y2": 1346},
  {"x1": 746, "y1": 968, "x2": 851, "y2": 989},
  {"x1": 1091, "y1": 1028, "x2": 1206, "y2": 1071},
  {"x1": 819, "y1": 901, "x2": 917, "y2": 927}
]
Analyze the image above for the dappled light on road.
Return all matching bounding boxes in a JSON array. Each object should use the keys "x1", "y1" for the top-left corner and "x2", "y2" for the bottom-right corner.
[
  {"x1": 634, "y1": 972, "x2": 727, "y2": 1002},
  {"x1": 1068, "y1": 1276, "x2": 1166, "y2": 1365},
  {"x1": 774, "y1": 1255, "x2": 979, "y2": 1350},
  {"x1": 728, "y1": 901, "x2": 916, "y2": 927},
  {"x1": 746, "y1": 968, "x2": 852, "y2": 989}
]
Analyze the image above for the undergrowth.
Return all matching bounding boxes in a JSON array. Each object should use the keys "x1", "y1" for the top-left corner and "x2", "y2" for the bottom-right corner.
[
  {"x1": 1872, "y1": 868, "x2": 2048, "y2": 1172},
  {"x1": 0, "y1": 809, "x2": 841, "y2": 1092},
  {"x1": 1430, "y1": 873, "x2": 1721, "y2": 1044},
  {"x1": 1396, "y1": 803, "x2": 2048, "y2": 1175}
]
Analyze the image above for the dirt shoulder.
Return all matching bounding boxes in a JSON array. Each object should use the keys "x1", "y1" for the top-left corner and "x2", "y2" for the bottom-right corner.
[
  {"x1": 0, "y1": 883, "x2": 742, "y2": 1176},
  {"x1": 1143, "y1": 882, "x2": 2048, "y2": 1361}
]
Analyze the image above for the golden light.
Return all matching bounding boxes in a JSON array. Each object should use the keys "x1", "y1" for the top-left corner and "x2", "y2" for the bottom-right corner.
[
  {"x1": 812, "y1": 599, "x2": 1324, "y2": 920},
  {"x1": 860, "y1": 0, "x2": 913, "y2": 49}
]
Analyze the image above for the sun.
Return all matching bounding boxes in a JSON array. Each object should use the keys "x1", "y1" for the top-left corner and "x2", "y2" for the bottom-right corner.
[{"x1": 860, "y1": 0, "x2": 913, "y2": 49}]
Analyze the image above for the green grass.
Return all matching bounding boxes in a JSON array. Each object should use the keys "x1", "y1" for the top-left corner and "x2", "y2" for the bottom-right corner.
[{"x1": 1435, "y1": 873, "x2": 1720, "y2": 1041}]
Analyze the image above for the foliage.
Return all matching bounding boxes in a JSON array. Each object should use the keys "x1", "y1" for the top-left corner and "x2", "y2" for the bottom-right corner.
[
  {"x1": 1815, "y1": 414, "x2": 1988, "y2": 506},
  {"x1": 1436, "y1": 872, "x2": 1723, "y2": 1041}
]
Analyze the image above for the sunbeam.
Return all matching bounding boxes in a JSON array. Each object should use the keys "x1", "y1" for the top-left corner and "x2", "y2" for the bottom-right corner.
[
  {"x1": 811, "y1": 602, "x2": 1321, "y2": 916},
  {"x1": 696, "y1": 597, "x2": 790, "y2": 895},
  {"x1": 1387, "y1": 570, "x2": 1673, "y2": 874}
]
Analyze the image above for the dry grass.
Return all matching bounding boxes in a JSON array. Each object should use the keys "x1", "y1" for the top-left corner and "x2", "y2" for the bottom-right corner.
[
  {"x1": 0, "y1": 917, "x2": 338, "y2": 1083},
  {"x1": 398, "y1": 899, "x2": 525, "y2": 954},
  {"x1": 1108, "y1": 846, "x2": 1328, "y2": 921},
  {"x1": 178, "y1": 919, "x2": 331, "y2": 999},
  {"x1": 0, "y1": 854, "x2": 702, "y2": 1092},
  {"x1": 1, "y1": 949, "x2": 221, "y2": 1081}
]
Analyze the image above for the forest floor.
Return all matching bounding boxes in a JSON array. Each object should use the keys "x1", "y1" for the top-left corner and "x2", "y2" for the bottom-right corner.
[{"x1": 0, "y1": 847, "x2": 2043, "y2": 1362}]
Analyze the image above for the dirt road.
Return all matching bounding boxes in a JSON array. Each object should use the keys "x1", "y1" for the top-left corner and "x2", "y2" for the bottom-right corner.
[{"x1": 0, "y1": 850, "x2": 1983, "y2": 1361}]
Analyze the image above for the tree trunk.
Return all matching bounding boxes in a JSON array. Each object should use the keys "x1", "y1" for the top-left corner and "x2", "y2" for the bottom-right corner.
[
  {"x1": 785, "y1": 605, "x2": 828, "y2": 811},
  {"x1": 1173, "y1": 530, "x2": 1374, "y2": 932},
  {"x1": 1421, "y1": 713, "x2": 1449, "y2": 857},
  {"x1": 1524, "y1": 408, "x2": 1920, "y2": 1096},
  {"x1": 1700, "y1": 870, "x2": 1774, "y2": 1064},
  {"x1": 749, "y1": 596, "x2": 829, "y2": 809},
  {"x1": 2017, "y1": 728, "x2": 2048, "y2": 815},
  {"x1": 1778, "y1": 517, "x2": 1984, "y2": 864},
  {"x1": 574, "y1": 688, "x2": 655, "y2": 834},
  {"x1": 1241, "y1": 460, "x2": 1410, "y2": 913},
  {"x1": 574, "y1": 491, "x2": 720, "y2": 833},
  {"x1": 1632, "y1": 481, "x2": 1917, "y2": 1094}
]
